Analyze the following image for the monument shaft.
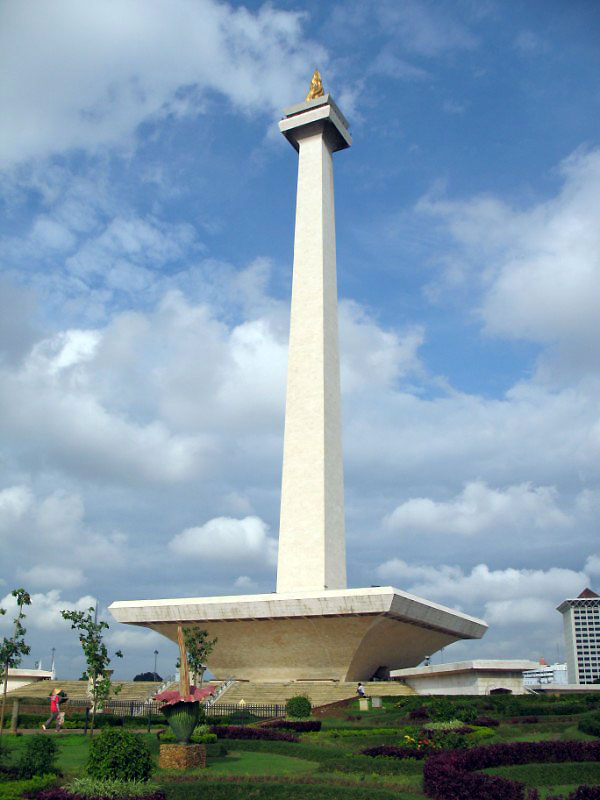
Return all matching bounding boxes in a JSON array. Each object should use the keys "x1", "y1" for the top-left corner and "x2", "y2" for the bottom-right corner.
[
  {"x1": 109, "y1": 82, "x2": 488, "y2": 684},
  {"x1": 277, "y1": 98, "x2": 351, "y2": 593}
]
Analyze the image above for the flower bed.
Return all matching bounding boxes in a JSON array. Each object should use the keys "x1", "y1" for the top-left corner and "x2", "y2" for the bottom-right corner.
[{"x1": 423, "y1": 740, "x2": 600, "y2": 800}]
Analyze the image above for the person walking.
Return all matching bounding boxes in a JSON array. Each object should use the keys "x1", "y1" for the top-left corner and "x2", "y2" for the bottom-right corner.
[{"x1": 42, "y1": 688, "x2": 62, "y2": 731}]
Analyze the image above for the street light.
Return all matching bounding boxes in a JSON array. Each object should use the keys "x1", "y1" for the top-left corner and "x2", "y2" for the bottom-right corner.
[{"x1": 153, "y1": 650, "x2": 159, "y2": 681}]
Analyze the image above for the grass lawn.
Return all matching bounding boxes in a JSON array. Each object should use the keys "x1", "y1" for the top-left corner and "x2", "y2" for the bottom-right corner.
[
  {"x1": 174, "y1": 750, "x2": 319, "y2": 776},
  {"x1": 484, "y1": 761, "x2": 600, "y2": 800}
]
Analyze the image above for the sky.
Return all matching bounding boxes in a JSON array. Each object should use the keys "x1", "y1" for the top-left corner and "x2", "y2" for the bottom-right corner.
[{"x1": 1, "y1": 0, "x2": 599, "y2": 683}]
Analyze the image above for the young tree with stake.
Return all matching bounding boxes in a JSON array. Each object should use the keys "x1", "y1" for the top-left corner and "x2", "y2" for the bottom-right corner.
[
  {"x1": 0, "y1": 589, "x2": 31, "y2": 740},
  {"x1": 61, "y1": 606, "x2": 122, "y2": 736}
]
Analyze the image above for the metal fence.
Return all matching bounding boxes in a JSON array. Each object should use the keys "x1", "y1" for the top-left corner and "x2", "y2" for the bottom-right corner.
[
  {"x1": 61, "y1": 698, "x2": 285, "y2": 720},
  {"x1": 206, "y1": 703, "x2": 286, "y2": 719}
]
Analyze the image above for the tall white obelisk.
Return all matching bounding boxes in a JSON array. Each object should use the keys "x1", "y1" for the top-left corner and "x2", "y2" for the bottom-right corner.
[
  {"x1": 276, "y1": 73, "x2": 352, "y2": 593},
  {"x1": 110, "y1": 76, "x2": 488, "y2": 683}
]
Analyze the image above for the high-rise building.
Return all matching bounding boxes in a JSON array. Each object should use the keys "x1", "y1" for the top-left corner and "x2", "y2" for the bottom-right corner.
[{"x1": 557, "y1": 588, "x2": 600, "y2": 684}]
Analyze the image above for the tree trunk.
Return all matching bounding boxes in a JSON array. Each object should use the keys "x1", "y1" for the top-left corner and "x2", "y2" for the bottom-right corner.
[
  {"x1": 0, "y1": 664, "x2": 8, "y2": 740},
  {"x1": 90, "y1": 672, "x2": 97, "y2": 737}
]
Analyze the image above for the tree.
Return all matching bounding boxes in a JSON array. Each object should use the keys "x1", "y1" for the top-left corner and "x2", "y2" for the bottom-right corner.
[
  {"x1": 0, "y1": 588, "x2": 31, "y2": 740},
  {"x1": 133, "y1": 671, "x2": 162, "y2": 682},
  {"x1": 177, "y1": 627, "x2": 217, "y2": 687},
  {"x1": 61, "y1": 606, "x2": 122, "y2": 736}
]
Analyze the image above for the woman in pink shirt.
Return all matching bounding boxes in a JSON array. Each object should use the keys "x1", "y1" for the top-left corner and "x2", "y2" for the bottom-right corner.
[{"x1": 42, "y1": 689, "x2": 62, "y2": 731}]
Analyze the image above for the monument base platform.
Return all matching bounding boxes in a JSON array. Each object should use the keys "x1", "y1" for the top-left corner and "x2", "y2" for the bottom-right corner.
[{"x1": 109, "y1": 587, "x2": 486, "y2": 682}]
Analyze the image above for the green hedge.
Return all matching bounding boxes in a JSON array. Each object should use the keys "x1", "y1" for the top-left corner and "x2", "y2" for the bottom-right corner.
[
  {"x1": 0, "y1": 774, "x2": 58, "y2": 800},
  {"x1": 6, "y1": 713, "x2": 163, "y2": 729},
  {"x1": 579, "y1": 711, "x2": 600, "y2": 737},
  {"x1": 161, "y1": 781, "x2": 402, "y2": 799}
]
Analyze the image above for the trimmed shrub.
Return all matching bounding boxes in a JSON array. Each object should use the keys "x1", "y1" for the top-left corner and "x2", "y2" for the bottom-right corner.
[
  {"x1": 285, "y1": 695, "x2": 312, "y2": 719},
  {"x1": 423, "y1": 740, "x2": 600, "y2": 800},
  {"x1": 362, "y1": 744, "x2": 428, "y2": 761},
  {"x1": 578, "y1": 711, "x2": 600, "y2": 737},
  {"x1": 467, "y1": 726, "x2": 497, "y2": 743},
  {"x1": 409, "y1": 706, "x2": 429, "y2": 721},
  {"x1": 473, "y1": 716, "x2": 500, "y2": 727},
  {"x1": 87, "y1": 730, "x2": 153, "y2": 782},
  {"x1": 1, "y1": 774, "x2": 58, "y2": 800},
  {"x1": 209, "y1": 725, "x2": 299, "y2": 742},
  {"x1": 568, "y1": 788, "x2": 600, "y2": 800},
  {"x1": 17, "y1": 735, "x2": 59, "y2": 778}
]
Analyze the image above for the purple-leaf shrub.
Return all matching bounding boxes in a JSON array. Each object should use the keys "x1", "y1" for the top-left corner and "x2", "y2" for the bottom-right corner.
[
  {"x1": 362, "y1": 745, "x2": 428, "y2": 761},
  {"x1": 473, "y1": 716, "x2": 500, "y2": 727},
  {"x1": 423, "y1": 741, "x2": 600, "y2": 800},
  {"x1": 262, "y1": 719, "x2": 321, "y2": 732},
  {"x1": 209, "y1": 725, "x2": 298, "y2": 742}
]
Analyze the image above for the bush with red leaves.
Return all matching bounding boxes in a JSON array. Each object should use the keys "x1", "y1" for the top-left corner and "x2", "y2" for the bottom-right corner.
[
  {"x1": 423, "y1": 740, "x2": 600, "y2": 800},
  {"x1": 409, "y1": 706, "x2": 430, "y2": 721},
  {"x1": 262, "y1": 719, "x2": 321, "y2": 732},
  {"x1": 209, "y1": 725, "x2": 298, "y2": 742},
  {"x1": 362, "y1": 744, "x2": 427, "y2": 760},
  {"x1": 472, "y1": 716, "x2": 500, "y2": 727}
]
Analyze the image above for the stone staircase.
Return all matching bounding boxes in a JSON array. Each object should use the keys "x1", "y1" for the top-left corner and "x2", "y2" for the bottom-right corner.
[
  {"x1": 213, "y1": 680, "x2": 415, "y2": 709},
  {"x1": 8, "y1": 680, "x2": 164, "y2": 701}
]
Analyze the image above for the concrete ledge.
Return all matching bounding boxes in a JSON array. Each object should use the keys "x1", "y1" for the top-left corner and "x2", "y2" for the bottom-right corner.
[{"x1": 109, "y1": 588, "x2": 486, "y2": 682}]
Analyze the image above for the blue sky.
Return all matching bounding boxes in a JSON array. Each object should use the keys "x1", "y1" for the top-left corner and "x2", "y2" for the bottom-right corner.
[{"x1": 1, "y1": 0, "x2": 599, "y2": 681}]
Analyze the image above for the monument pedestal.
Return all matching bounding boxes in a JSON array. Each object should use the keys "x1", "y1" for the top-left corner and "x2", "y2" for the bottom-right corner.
[{"x1": 109, "y1": 586, "x2": 486, "y2": 682}]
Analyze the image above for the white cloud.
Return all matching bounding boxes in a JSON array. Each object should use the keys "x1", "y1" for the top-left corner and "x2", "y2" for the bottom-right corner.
[
  {"x1": 418, "y1": 148, "x2": 600, "y2": 380},
  {"x1": 20, "y1": 565, "x2": 85, "y2": 590},
  {"x1": 385, "y1": 481, "x2": 571, "y2": 536},
  {"x1": 376, "y1": 558, "x2": 591, "y2": 611},
  {"x1": 0, "y1": 590, "x2": 97, "y2": 631},
  {"x1": 107, "y1": 627, "x2": 164, "y2": 650},
  {"x1": 0, "y1": 486, "x2": 33, "y2": 532},
  {"x1": 233, "y1": 575, "x2": 258, "y2": 590},
  {"x1": 340, "y1": 301, "x2": 424, "y2": 393},
  {"x1": 169, "y1": 516, "x2": 277, "y2": 566},
  {"x1": 585, "y1": 555, "x2": 600, "y2": 577},
  {"x1": 0, "y1": 484, "x2": 130, "y2": 575},
  {"x1": 375, "y1": 558, "x2": 595, "y2": 627},
  {"x1": 0, "y1": 0, "x2": 326, "y2": 166},
  {"x1": 484, "y1": 598, "x2": 558, "y2": 626}
]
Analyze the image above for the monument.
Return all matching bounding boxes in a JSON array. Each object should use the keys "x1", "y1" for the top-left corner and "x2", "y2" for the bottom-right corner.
[{"x1": 110, "y1": 73, "x2": 487, "y2": 682}]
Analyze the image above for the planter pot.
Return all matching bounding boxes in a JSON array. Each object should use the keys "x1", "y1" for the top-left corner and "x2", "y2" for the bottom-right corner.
[
  {"x1": 162, "y1": 701, "x2": 200, "y2": 744},
  {"x1": 159, "y1": 743, "x2": 206, "y2": 770}
]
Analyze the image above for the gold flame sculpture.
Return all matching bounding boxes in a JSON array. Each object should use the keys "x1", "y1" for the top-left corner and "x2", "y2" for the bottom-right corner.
[{"x1": 305, "y1": 69, "x2": 325, "y2": 101}]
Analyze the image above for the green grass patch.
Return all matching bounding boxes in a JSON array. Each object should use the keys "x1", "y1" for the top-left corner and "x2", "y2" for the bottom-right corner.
[
  {"x1": 483, "y1": 760, "x2": 600, "y2": 787},
  {"x1": 206, "y1": 750, "x2": 318, "y2": 775}
]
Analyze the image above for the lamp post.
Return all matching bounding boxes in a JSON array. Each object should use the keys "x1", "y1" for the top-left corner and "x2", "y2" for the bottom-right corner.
[{"x1": 153, "y1": 650, "x2": 158, "y2": 681}]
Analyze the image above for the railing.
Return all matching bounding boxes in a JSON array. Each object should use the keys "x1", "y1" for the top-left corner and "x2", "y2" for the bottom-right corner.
[
  {"x1": 60, "y1": 698, "x2": 284, "y2": 720},
  {"x1": 205, "y1": 678, "x2": 236, "y2": 708},
  {"x1": 206, "y1": 702, "x2": 285, "y2": 719},
  {"x1": 146, "y1": 675, "x2": 176, "y2": 701}
]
